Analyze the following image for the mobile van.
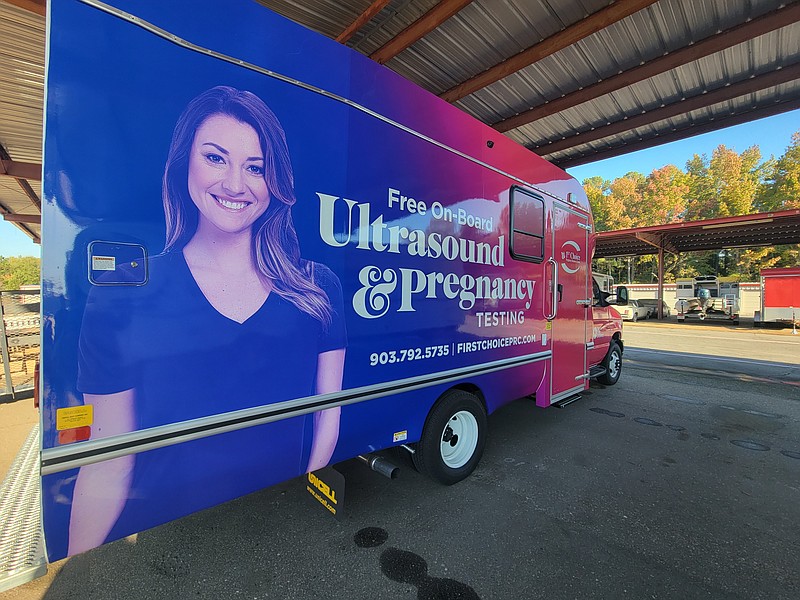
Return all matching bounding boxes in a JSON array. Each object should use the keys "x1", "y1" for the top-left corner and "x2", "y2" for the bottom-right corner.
[{"x1": 5, "y1": 0, "x2": 628, "y2": 583}]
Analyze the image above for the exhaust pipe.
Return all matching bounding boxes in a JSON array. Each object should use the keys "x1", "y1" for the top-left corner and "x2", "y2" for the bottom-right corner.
[{"x1": 358, "y1": 454, "x2": 400, "y2": 479}]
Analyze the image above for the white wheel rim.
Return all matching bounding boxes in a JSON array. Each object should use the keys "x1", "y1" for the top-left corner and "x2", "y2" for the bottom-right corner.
[
  {"x1": 440, "y1": 410, "x2": 479, "y2": 469},
  {"x1": 608, "y1": 350, "x2": 621, "y2": 379}
]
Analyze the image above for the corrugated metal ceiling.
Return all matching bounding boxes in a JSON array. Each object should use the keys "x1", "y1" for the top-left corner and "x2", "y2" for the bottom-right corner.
[
  {"x1": 0, "y1": 1, "x2": 44, "y2": 243},
  {"x1": 1, "y1": 0, "x2": 798, "y2": 243},
  {"x1": 257, "y1": 0, "x2": 799, "y2": 168}
]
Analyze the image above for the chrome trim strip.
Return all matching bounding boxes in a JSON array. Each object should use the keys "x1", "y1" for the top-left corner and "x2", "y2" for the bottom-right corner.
[
  {"x1": 78, "y1": 0, "x2": 565, "y2": 204},
  {"x1": 41, "y1": 350, "x2": 551, "y2": 474}
]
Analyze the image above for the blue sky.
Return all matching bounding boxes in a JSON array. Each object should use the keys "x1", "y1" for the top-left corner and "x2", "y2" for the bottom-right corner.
[
  {"x1": 1, "y1": 110, "x2": 798, "y2": 259},
  {"x1": 1, "y1": 219, "x2": 40, "y2": 258},
  {"x1": 567, "y1": 110, "x2": 800, "y2": 184}
]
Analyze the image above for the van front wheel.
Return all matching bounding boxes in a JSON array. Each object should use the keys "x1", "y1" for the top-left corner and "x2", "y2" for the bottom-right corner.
[
  {"x1": 413, "y1": 390, "x2": 487, "y2": 485},
  {"x1": 598, "y1": 342, "x2": 622, "y2": 386}
]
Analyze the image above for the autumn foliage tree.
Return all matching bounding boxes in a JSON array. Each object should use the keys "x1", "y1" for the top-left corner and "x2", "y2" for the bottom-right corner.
[
  {"x1": 758, "y1": 131, "x2": 800, "y2": 210},
  {"x1": 641, "y1": 165, "x2": 688, "y2": 225},
  {"x1": 583, "y1": 131, "x2": 799, "y2": 282}
]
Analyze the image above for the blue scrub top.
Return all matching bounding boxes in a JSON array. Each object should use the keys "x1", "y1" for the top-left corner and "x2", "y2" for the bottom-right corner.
[
  {"x1": 78, "y1": 250, "x2": 346, "y2": 426},
  {"x1": 75, "y1": 250, "x2": 347, "y2": 539}
]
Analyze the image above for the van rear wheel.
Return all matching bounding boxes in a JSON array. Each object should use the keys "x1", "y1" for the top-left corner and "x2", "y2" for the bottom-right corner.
[{"x1": 413, "y1": 390, "x2": 487, "y2": 485}]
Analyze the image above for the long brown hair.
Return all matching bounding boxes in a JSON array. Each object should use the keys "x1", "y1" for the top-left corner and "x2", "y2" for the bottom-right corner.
[{"x1": 162, "y1": 86, "x2": 331, "y2": 326}]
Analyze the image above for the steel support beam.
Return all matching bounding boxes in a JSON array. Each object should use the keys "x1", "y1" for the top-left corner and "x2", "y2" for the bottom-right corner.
[
  {"x1": 0, "y1": 159, "x2": 41, "y2": 182},
  {"x1": 369, "y1": 0, "x2": 473, "y2": 64},
  {"x1": 336, "y1": 0, "x2": 391, "y2": 43},
  {"x1": 440, "y1": 0, "x2": 658, "y2": 103},
  {"x1": 657, "y1": 247, "x2": 665, "y2": 319},
  {"x1": 553, "y1": 98, "x2": 800, "y2": 169},
  {"x1": 493, "y1": 2, "x2": 800, "y2": 133},
  {"x1": 1, "y1": 0, "x2": 45, "y2": 16},
  {"x1": 536, "y1": 62, "x2": 800, "y2": 157},
  {"x1": 0, "y1": 145, "x2": 41, "y2": 212},
  {"x1": 3, "y1": 214, "x2": 41, "y2": 224},
  {"x1": 635, "y1": 232, "x2": 678, "y2": 256},
  {"x1": 0, "y1": 204, "x2": 38, "y2": 243}
]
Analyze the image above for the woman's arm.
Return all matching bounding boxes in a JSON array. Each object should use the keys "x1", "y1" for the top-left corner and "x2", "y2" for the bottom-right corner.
[
  {"x1": 68, "y1": 389, "x2": 136, "y2": 556},
  {"x1": 306, "y1": 348, "x2": 345, "y2": 472}
]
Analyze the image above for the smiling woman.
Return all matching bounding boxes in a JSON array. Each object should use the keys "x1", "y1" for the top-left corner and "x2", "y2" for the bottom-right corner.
[
  {"x1": 188, "y1": 114, "x2": 271, "y2": 236},
  {"x1": 69, "y1": 86, "x2": 347, "y2": 555}
]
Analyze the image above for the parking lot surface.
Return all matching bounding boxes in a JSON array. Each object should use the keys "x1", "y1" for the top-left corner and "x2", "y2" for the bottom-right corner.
[{"x1": 2, "y1": 324, "x2": 799, "y2": 600}]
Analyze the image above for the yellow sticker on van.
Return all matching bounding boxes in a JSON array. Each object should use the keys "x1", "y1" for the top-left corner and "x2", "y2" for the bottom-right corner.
[{"x1": 56, "y1": 405, "x2": 94, "y2": 430}]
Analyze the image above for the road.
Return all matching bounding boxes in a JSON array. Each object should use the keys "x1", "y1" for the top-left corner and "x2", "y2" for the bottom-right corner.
[
  {"x1": 2, "y1": 322, "x2": 799, "y2": 600},
  {"x1": 622, "y1": 319, "x2": 800, "y2": 384}
]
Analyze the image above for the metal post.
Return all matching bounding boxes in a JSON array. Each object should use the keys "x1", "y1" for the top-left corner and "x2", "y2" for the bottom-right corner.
[
  {"x1": 0, "y1": 293, "x2": 13, "y2": 397},
  {"x1": 657, "y1": 247, "x2": 665, "y2": 319}
]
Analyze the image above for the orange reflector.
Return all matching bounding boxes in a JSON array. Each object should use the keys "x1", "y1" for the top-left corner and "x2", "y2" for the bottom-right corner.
[{"x1": 58, "y1": 426, "x2": 91, "y2": 444}]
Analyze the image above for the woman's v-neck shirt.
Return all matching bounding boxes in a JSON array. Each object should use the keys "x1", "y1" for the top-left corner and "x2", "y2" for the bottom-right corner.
[
  {"x1": 71, "y1": 251, "x2": 346, "y2": 541},
  {"x1": 77, "y1": 250, "x2": 347, "y2": 429}
]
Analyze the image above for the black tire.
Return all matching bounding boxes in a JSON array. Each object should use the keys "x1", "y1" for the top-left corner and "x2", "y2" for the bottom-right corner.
[
  {"x1": 412, "y1": 390, "x2": 487, "y2": 485},
  {"x1": 598, "y1": 342, "x2": 622, "y2": 386}
]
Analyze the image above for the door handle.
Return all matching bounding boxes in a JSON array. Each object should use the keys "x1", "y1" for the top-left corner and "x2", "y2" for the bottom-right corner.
[{"x1": 545, "y1": 257, "x2": 558, "y2": 320}]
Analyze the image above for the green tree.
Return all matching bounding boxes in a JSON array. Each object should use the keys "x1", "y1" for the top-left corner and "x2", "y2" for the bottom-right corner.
[
  {"x1": 757, "y1": 130, "x2": 800, "y2": 210},
  {"x1": 685, "y1": 153, "x2": 715, "y2": 220},
  {"x1": 583, "y1": 138, "x2": 798, "y2": 283},
  {"x1": 583, "y1": 176, "x2": 610, "y2": 231},
  {"x1": 641, "y1": 165, "x2": 688, "y2": 226},
  {"x1": 686, "y1": 145, "x2": 763, "y2": 218},
  {"x1": 0, "y1": 256, "x2": 41, "y2": 290}
]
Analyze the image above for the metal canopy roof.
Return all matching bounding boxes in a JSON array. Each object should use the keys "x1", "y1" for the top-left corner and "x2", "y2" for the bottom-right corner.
[
  {"x1": 594, "y1": 208, "x2": 800, "y2": 258},
  {"x1": 256, "y1": 0, "x2": 800, "y2": 169},
  {"x1": 0, "y1": 0, "x2": 44, "y2": 243},
  {"x1": 1, "y1": 0, "x2": 799, "y2": 245}
]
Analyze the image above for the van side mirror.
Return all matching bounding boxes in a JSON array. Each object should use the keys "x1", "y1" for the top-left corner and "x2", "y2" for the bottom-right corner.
[{"x1": 616, "y1": 286, "x2": 629, "y2": 305}]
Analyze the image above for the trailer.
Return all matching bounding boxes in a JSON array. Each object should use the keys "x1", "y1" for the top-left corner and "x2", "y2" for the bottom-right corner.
[
  {"x1": 755, "y1": 267, "x2": 800, "y2": 327},
  {"x1": 675, "y1": 275, "x2": 740, "y2": 325},
  {"x1": 2, "y1": 0, "x2": 628, "y2": 585},
  {"x1": 592, "y1": 272, "x2": 615, "y2": 294}
]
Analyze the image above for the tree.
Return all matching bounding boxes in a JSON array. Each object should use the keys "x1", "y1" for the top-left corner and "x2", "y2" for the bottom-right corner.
[
  {"x1": 604, "y1": 173, "x2": 641, "y2": 230},
  {"x1": 0, "y1": 256, "x2": 41, "y2": 290},
  {"x1": 583, "y1": 176, "x2": 610, "y2": 231},
  {"x1": 583, "y1": 138, "x2": 798, "y2": 282},
  {"x1": 685, "y1": 153, "x2": 715, "y2": 220},
  {"x1": 684, "y1": 145, "x2": 763, "y2": 219},
  {"x1": 757, "y1": 130, "x2": 800, "y2": 210},
  {"x1": 641, "y1": 165, "x2": 688, "y2": 226}
]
